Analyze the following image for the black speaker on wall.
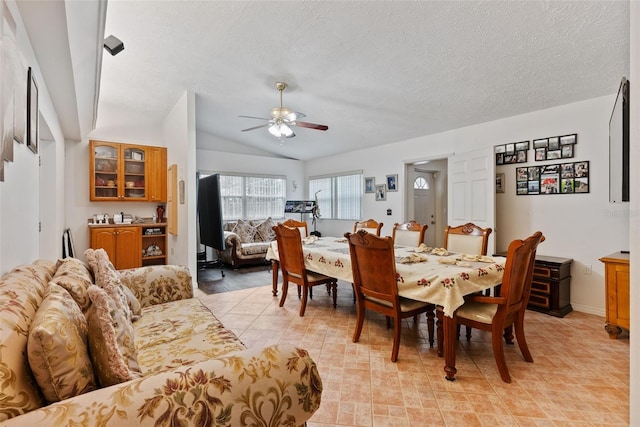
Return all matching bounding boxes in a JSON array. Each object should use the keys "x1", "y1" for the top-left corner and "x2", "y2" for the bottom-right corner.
[
  {"x1": 104, "y1": 35, "x2": 125, "y2": 56},
  {"x1": 197, "y1": 173, "x2": 225, "y2": 252}
]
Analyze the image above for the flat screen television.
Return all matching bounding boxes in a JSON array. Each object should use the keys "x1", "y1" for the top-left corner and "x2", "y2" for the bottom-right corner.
[
  {"x1": 609, "y1": 77, "x2": 630, "y2": 203},
  {"x1": 197, "y1": 173, "x2": 225, "y2": 251}
]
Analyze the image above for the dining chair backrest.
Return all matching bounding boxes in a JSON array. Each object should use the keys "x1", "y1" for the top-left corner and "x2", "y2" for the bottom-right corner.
[
  {"x1": 392, "y1": 220, "x2": 427, "y2": 247},
  {"x1": 500, "y1": 231, "x2": 545, "y2": 315},
  {"x1": 346, "y1": 230, "x2": 399, "y2": 308},
  {"x1": 273, "y1": 223, "x2": 306, "y2": 278},
  {"x1": 280, "y1": 218, "x2": 308, "y2": 238},
  {"x1": 353, "y1": 219, "x2": 383, "y2": 236},
  {"x1": 444, "y1": 223, "x2": 493, "y2": 255}
]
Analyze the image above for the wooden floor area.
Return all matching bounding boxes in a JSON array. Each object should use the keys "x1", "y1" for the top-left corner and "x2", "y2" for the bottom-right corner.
[{"x1": 197, "y1": 263, "x2": 273, "y2": 294}]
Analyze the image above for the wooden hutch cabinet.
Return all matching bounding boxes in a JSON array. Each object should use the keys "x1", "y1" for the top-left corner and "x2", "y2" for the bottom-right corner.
[
  {"x1": 600, "y1": 252, "x2": 629, "y2": 339},
  {"x1": 89, "y1": 140, "x2": 167, "y2": 202}
]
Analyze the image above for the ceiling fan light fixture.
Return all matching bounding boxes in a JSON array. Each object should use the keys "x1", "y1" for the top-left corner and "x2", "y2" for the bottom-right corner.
[{"x1": 268, "y1": 123, "x2": 294, "y2": 138}]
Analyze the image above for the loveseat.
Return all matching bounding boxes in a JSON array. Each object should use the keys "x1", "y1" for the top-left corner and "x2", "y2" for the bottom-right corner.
[
  {"x1": 0, "y1": 253, "x2": 322, "y2": 426},
  {"x1": 221, "y1": 218, "x2": 276, "y2": 268}
]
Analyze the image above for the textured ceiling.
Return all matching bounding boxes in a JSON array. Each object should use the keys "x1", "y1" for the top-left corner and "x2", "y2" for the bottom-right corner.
[{"x1": 99, "y1": 1, "x2": 629, "y2": 161}]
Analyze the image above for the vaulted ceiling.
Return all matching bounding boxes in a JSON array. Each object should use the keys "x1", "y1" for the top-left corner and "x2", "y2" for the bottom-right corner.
[{"x1": 20, "y1": 1, "x2": 630, "y2": 161}]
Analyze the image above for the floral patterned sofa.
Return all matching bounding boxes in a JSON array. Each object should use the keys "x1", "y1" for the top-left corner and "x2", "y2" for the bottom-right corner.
[
  {"x1": 0, "y1": 254, "x2": 322, "y2": 426},
  {"x1": 221, "y1": 218, "x2": 276, "y2": 268}
]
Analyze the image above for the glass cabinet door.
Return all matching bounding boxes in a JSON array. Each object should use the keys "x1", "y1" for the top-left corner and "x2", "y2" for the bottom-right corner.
[
  {"x1": 123, "y1": 147, "x2": 146, "y2": 199},
  {"x1": 92, "y1": 143, "x2": 119, "y2": 200}
]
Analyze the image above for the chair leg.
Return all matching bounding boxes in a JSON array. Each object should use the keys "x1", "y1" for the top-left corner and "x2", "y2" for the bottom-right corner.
[
  {"x1": 436, "y1": 309, "x2": 444, "y2": 357},
  {"x1": 386, "y1": 316, "x2": 391, "y2": 329},
  {"x1": 504, "y1": 325, "x2": 514, "y2": 345},
  {"x1": 331, "y1": 282, "x2": 337, "y2": 308},
  {"x1": 279, "y1": 280, "x2": 289, "y2": 307},
  {"x1": 391, "y1": 315, "x2": 401, "y2": 362},
  {"x1": 465, "y1": 326, "x2": 472, "y2": 341},
  {"x1": 352, "y1": 304, "x2": 365, "y2": 343},
  {"x1": 514, "y1": 317, "x2": 533, "y2": 362},
  {"x1": 299, "y1": 285, "x2": 309, "y2": 317},
  {"x1": 491, "y1": 324, "x2": 511, "y2": 383},
  {"x1": 309, "y1": 286, "x2": 313, "y2": 299},
  {"x1": 426, "y1": 308, "x2": 435, "y2": 347},
  {"x1": 326, "y1": 284, "x2": 331, "y2": 294},
  {"x1": 352, "y1": 284, "x2": 356, "y2": 304},
  {"x1": 297, "y1": 285, "x2": 302, "y2": 299}
]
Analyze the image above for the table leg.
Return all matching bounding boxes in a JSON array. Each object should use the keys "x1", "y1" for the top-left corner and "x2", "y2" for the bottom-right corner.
[
  {"x1": 271, "y1": 260, "x2": 279, "y2": 296},
  {"x1": 443, "y1": 314, "x2": 457, "y2": 381}
]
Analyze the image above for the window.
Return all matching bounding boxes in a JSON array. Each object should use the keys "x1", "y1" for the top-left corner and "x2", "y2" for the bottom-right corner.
[
  {"x1": 199, "y1": 172, "x2": 286, "y2": 220},
  {"x1": 309, "y1": 171, "x2": 363, "y2": 220},
  {"x1": 414, "y1": 176, "x2": 429, "y2": 190}
]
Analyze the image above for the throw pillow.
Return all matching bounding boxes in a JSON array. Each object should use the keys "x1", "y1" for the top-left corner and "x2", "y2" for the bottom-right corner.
[
  {"x1": 27, "y1": 283, "x2": 96, "y2": 402},
  {"x1": 86, "y1": 285, "x2": 142, "y2": 387},
  {"x1": 234, "y1": 219, "x2": 256, "y2": 243},
  {"x1": 50, "y1": 257, "x2": 94, "y2": 312},
  {"x1": 255, "y1": 217, "x2": 276, "y2": 242},
  {"x1": 84, "y1": 248, "x2": 140, "y2": 321}
]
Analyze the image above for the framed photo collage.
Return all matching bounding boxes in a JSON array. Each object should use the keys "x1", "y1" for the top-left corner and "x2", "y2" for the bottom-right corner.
[{"x1": 496, "y1": 133, "x2": 587, "y2": 196}]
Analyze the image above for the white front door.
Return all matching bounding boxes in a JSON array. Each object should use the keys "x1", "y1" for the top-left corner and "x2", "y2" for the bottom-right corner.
[
  {"x1": 414, "y1": 174, "x2": 436, "y2": 247},
  {"x1": 447, "y1": 147, "x2": 496, "y2": 254}
]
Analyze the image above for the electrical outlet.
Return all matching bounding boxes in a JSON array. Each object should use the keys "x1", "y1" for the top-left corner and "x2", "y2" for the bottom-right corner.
[{"x1": 584, "y1": 265, "x2": 592, "y2": 275}]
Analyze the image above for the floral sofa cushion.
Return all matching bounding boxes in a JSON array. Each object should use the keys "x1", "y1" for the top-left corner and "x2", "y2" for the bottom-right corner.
[
  {"x1": 27, "y1": 283, "x2": 96, "y2": 402},
  {"x1": 134, "y1": 298, "x2": 246, "y2": 375},
  {"x1": 86, "y1": 286, "x2": 142, "y2": 386},
  {"x1": 49, "y1": 257, "x2": 94, "y2": 313},
  {"x1": 0, "y1": 261, "x2": 56, "y2": 421}
]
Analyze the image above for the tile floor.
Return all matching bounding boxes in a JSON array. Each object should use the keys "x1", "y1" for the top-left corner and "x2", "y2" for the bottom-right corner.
[{"x1": 195, "y1": 280, "x2": 629, "y2": 427}]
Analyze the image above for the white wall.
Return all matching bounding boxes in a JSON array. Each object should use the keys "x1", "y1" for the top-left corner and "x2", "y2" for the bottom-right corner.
[
  {"x1": 307, "y1": 95, "x2": 627, "y2": 316},
  {"x1": 0, "y1": 0, "x2": 66, "y2": 274},
  {"x1": 628, "y1": 3, "x2": 638, "y2": 425},
  {"x1": 162, "y1": 91, "x2": 195, "y2": 274}
]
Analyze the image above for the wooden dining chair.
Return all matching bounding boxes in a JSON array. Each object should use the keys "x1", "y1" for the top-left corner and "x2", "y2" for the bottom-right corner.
[
  {"x1": 273, "y1": 223, "x2": 337, "y2": 316},
  {"x1": 346, "y1": 229, "x2": 435, "y2": 362},
  {"x1": 437, "y1": 231, "x2": 545, "y2": 383},
  {"x1": 280, "y1": 218, "x2": 308, "y2": 238},
  {"x1": 392, "y1": 220, "x2": 428, "y2": 247},
  {"x1": 444, "y1": 222, "x2": 493, "y2": 340},
  {"x1": 443, "y1": 223, "x2": 493, "y2": 256},
  {"x1": 354, "y1": 219, "x2": 383, "y2": 236}
]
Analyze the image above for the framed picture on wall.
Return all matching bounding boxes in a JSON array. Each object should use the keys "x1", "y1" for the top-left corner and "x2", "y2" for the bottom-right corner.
[
  {"x1": 386, "y1": 174, "x2": 398, "y2": 191},
  {"x1": 26, "y1": 67, "x2": 38, "y2": 154},
  {"x1": 496, "y1": 173, "x2": 505, "y2": 193},
  {"x1": 365, "y1": 177, "x2": 375, "y2": 193},
  {"x1": 375, "y1": 184, "x2": 386, "y2": 201}
]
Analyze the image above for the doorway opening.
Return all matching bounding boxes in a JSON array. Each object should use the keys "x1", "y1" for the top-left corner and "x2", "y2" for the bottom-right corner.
[{"x1": 405, "y1": 159, "x2": 448, "y2": 248}]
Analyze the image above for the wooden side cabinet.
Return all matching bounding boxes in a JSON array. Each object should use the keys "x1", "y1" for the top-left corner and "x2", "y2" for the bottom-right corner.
[
  {"x1": 89, "y1": 221, "x2": 168, "y2": 269},
  {"x1": 89, "y1": 226, "x2": 141, "y2": 270},
  {"x1": 528, "y1": 255, "x2": 573, "y2": 317},
  {"x1": 599, "y1": 252, "x2": 629, "y2": 339}
]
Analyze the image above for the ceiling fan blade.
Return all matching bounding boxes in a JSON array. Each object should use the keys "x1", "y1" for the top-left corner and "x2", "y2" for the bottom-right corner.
[
  {"x1": 241, "y1": 123, "x2": 271, "y2": 132},
  {"x1": 238, "y1": 115, "x2": 270, "y2": 121},
  {"x1": 295, "y1": 121, "x2": 329, "y2": 131}
]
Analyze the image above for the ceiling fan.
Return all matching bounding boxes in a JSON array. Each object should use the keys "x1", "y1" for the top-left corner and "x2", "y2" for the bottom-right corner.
[{"x1": 240, "y1": 82, "x2": 328, "y2": 140}]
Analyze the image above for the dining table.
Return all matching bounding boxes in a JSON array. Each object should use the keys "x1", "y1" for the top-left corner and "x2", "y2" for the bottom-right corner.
[{"x1": 266, "y1": 236, "x2": 506, "y2": 381}]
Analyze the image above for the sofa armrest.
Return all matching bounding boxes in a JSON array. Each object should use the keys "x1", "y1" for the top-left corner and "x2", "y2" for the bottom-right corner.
[
  {"x1": 224, "y1": 230, "x2": 241, "y2": 248},
  {"x1": 118, "y1": 265, "x2": 193, "y2": 308},
  {"x1": 2, "y1": 344, "x2": 322, "y2": 427}
]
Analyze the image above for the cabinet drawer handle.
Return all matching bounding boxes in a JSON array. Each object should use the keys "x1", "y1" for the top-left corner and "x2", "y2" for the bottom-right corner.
[{"x1": 534, "y1": 266, "x2": 551, "y2": 277}]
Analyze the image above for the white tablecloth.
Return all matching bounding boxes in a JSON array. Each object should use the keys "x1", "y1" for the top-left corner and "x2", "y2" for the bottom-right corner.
[{"x1": 266, "y1": 237, "x2": 506, "y2": 317}]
